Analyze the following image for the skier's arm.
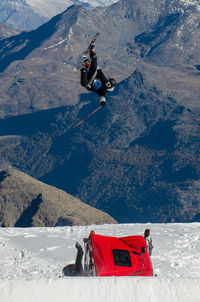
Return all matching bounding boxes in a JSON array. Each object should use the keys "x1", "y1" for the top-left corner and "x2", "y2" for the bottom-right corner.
[{"x1": 99, "y1": 95, "x2": 106, "y2": 106}]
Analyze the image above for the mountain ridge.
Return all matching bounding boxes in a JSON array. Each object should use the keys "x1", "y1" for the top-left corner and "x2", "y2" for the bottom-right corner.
[{"x1": 0, "y1": 168, "x2": 117, "y2": 227}]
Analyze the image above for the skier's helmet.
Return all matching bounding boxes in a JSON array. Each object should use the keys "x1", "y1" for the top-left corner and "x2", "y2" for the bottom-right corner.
[{"x1": 105, "y1": 79, "x2": 116, "y2": 91}]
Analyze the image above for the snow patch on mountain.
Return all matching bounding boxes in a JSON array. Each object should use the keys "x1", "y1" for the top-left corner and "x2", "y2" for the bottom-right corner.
[{"x1": 180, "y1": 0, "x2": 200, "y2": 6}]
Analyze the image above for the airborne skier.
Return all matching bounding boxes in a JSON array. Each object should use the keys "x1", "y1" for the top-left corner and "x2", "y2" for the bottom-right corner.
[{"x1": 80, "y1": 35, "x2": 116, "y2": 107}]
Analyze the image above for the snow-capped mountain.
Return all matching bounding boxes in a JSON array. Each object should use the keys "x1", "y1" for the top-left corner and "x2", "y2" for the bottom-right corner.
[
  {"x1": 0, "y1": 0, "x2": 118, "y2": 30},
  {"x1": 0, "y1": 223, "x2": 199, "y2": 302},
  {"x1": 0, "y1": 0, "x2": 48, "y2": 31}
]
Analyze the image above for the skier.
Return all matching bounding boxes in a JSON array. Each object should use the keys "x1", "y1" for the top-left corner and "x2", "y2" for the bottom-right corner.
[{"x1": 80, "y1": 39, "x2": 116, "y2": 106}]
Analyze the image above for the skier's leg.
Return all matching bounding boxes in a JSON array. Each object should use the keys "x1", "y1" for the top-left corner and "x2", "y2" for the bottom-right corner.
[
  {"x1": 80, "y1": 51, "x2": 97, "y2": 87},
  {"x1": 87, "y1": 52, "x2": 97, "y2": 81},
  {"x1": 74, "y1": 242, "x2": 83, "y2": 275},
  {"x1": 80, "y1": 58, "x2": 92, "y2": 87}
]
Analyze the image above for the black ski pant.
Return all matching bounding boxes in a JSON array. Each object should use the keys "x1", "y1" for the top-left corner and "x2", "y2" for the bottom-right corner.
[{"x1": 80, "y1": 52, "x2": 97, "y2": 88}]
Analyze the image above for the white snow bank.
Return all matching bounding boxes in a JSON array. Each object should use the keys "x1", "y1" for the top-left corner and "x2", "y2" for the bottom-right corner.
[{"x1": 0, "y1": 277, "x2": 200, "y2": 302}]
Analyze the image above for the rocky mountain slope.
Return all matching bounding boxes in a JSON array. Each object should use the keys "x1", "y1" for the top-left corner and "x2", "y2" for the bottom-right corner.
[
  {"x1": 0, "y1": 169, "x2": 117, "y2": 227},
  {"x1": 0, "y1": 0, "x2": 200, "y2": 223},
  {"x1": 1, "y1": 60, "x2": 199, "y2": 223}
]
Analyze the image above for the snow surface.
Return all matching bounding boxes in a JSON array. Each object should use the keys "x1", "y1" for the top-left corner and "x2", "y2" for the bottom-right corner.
[{"x1": 0, "y1": 223, "x2": 200, "y2": 301}]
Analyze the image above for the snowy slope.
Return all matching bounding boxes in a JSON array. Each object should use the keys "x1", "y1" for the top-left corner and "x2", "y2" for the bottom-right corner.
[{"x1": 0, "y1": 223, "x2": 200, "y2": 301}]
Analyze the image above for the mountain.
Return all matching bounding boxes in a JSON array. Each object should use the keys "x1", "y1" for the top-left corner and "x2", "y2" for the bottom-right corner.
[
  {"x1": 0, "y1": 0, "x2": 118, "y2": 30},
  {"x1": 0, "y1": 168, "x2": 117, "y2": 227},
  {"x1": 0, "y1": 0, "x2": 200, "y2": 223}
]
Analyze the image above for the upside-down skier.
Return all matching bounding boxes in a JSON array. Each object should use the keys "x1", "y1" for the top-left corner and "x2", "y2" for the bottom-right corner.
[{"x1": 80, "y1": 37, "x2": 116, "y2": 106}]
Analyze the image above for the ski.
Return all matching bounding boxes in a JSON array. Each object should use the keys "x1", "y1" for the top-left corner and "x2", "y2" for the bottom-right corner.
[
  {"x1": 77, "y1": 33, "x2": 100, "y2": 69},
  {"x1": 73, "y1": 105, "x2": 102, "y2": 128},
  {"x1": 82, "y1": 33, "x2": 100, "y2": 58}
]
